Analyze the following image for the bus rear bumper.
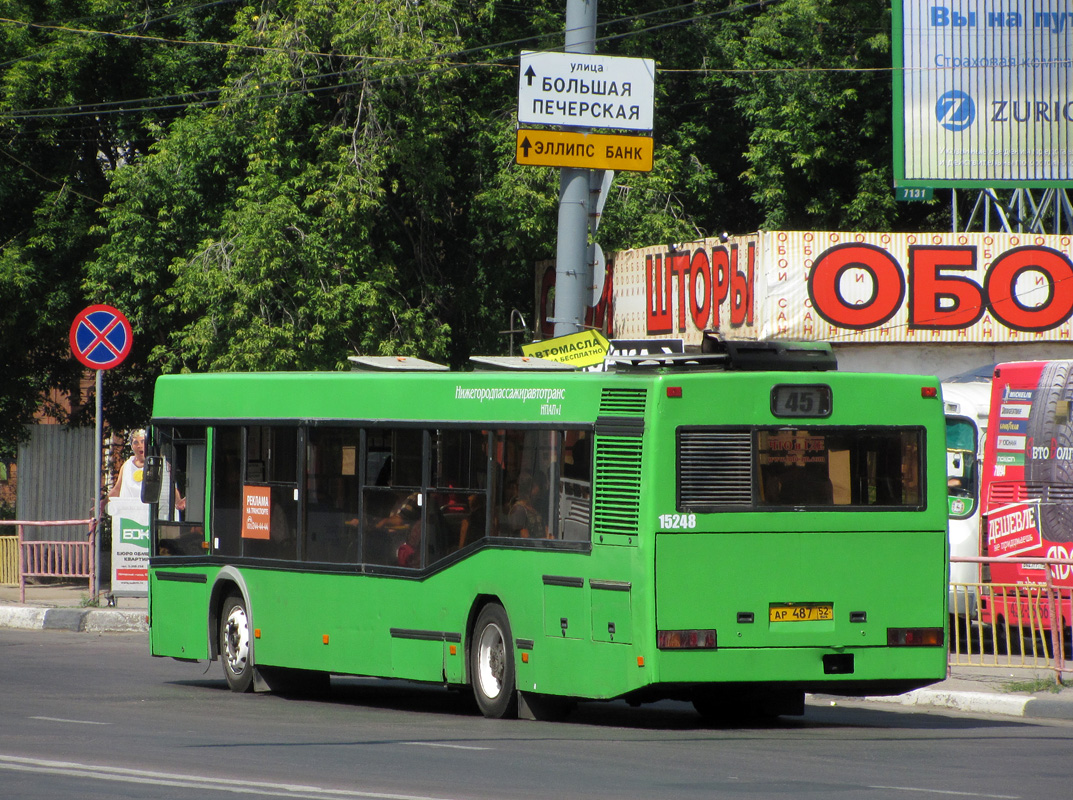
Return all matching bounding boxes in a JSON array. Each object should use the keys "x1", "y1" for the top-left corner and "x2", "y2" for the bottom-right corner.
[{"x1": 649, "y1": 644, "x2": 946, "y2": 698}]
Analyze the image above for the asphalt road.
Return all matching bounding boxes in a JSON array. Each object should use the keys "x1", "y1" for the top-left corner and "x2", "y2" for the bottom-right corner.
[{"x1": 1, "y1": 630, "x2": 1071, "y2": 800}]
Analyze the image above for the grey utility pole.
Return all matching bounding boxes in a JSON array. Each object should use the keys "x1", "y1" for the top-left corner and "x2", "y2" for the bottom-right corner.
[{"x1": 551, "y1": 0, "x2": 598, "y2": 337}]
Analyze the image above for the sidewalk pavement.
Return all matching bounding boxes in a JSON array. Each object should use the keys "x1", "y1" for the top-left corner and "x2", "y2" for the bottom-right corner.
[{"x1": 3, "y1": 582, "x2": 1073, "y2": 721}]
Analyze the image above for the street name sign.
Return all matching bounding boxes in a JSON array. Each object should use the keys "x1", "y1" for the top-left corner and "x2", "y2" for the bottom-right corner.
[
  {"x1": 516, "y1": 129, "x2": 653, "y2": 171},
  {"x1": 518, "y1": 50, "x2": 655, "y2": 131}
]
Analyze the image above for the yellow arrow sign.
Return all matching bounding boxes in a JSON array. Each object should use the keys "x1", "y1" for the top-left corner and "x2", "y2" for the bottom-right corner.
[
  {"x1": 522, "y1": 330, "x2": 611, "y2": 368},
  {"x1": 516, "y1": 130, "x2": 653, "y2": 172}
]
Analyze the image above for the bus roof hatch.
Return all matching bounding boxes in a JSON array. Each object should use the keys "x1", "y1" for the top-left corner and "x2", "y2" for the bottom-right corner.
[
  {"x1": 347, "y1": 356, "x2": 449, "y2": 372},
  {"x1": 469, "y1": 356, "x2": 575, "y2": 371}
]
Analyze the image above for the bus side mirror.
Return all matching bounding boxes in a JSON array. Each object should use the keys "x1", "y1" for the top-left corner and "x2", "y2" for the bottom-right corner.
[{"x1": 142, "y1": 456, "x2": 164, "y2": 504}]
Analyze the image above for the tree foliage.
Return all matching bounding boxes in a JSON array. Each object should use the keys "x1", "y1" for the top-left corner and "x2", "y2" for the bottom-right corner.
[{"x1": 1, "y1": 0, "x2": 934, "y2": 451}]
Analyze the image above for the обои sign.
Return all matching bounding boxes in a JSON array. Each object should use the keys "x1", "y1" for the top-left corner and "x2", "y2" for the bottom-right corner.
[
  {"x1": 608, "y1": 231, "x2": 1073, "y2": 344},
  {"x1": 768, "y1": 232, "x2": 1073, "y2": 340}
]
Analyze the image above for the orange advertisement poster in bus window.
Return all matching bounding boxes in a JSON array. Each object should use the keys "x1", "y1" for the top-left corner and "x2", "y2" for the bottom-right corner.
[{"x1": 242, "y1": 485, "x2": 272, "y2": 540}]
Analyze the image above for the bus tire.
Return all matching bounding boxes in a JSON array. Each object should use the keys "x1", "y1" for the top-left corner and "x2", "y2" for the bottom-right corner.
[
  {"x1": 993, "y1": 617, "x2": 1022, "y2": 656},
  {"x1": 470, "y1": 603, "x2": 517, "y2": 719},
  {"x1": 220, "y1": 593, "x2": 254, "y2": 693}
]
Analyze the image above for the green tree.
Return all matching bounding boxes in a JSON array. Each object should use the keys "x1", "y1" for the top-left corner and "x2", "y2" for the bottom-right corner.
[
  {"x1": 0, "y1": 0, "x2": 235, "y2": 448},
  {"x1": 709, "y1": 0, "x2": 908, "y2": 230},
  {"x1": 2, "y1": 0, "x2": 938, "y2": 446}
]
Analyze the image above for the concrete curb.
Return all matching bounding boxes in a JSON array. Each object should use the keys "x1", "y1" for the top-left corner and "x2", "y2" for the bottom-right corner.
[
  {"x1": 1023, "y1": 696, "x2": 1073, "y2": 720},
  {"x1": 0, "y1": 605, "x2": 147, "y2": 633},
  {"x1": 83, "y1": 608, "x2": 148, "y2": 633},
  {"x1": 867, "y1": 688, "x2": 1033, "y2": 717},
  {"x1": 0, "y1": 606, "x2": 47, "y2": 630},
  {"x1": 859, "y1": 687, "x2": 1073, "y2": 721}
]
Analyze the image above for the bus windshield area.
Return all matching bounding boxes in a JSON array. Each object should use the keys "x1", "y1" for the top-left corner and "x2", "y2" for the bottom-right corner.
[{"x1": 679, "y1": 427, "x2": 924, "y2": 511}]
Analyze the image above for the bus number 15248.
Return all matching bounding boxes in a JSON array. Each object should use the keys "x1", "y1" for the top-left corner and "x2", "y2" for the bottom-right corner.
[{"x1": 659, "y1": 514, "x2": 697, "y2": 530}]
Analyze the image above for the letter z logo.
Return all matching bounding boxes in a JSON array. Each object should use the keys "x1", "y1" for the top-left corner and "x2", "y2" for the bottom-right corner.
[{"x1": 935, "y1": 90, "x2": 975, "y2": 132}]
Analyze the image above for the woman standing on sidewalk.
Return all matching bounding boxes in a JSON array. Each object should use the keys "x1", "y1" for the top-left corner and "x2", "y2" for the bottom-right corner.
[
  {"x1": 109, "y1": 429, "x2": 147, "y2": 500},
  {"x1": 108, "y1": 429, "x2": 185, "y2": 511}
]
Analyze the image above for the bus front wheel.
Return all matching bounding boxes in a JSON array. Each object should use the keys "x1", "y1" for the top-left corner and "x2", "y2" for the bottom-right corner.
[
  {"x1": 220, "y1": 593, "x2": 254, "y2": 693},
  {"x1": 470, "y1": 603, "x2": 517, "y2": 719}
]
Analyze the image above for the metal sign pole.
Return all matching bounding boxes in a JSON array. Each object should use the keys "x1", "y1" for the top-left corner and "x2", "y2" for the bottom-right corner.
[
  {"x1": 93, "y1": 368, "x2": 102, "y2": 602},
  {"x1": 551, "y1": 0, "x2": 598, "y2": 337},
  {"x1": 69, "y1": 303, "x2": 133, "y2": 606}
]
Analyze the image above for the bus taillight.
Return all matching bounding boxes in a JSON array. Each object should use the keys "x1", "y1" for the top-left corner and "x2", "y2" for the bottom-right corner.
[
  {"x1": 886, "y1": 627, "x2": 944, "y2": 646},
  {"x1": 657, "y1": 629, "x2": 717, "y2": 649}
]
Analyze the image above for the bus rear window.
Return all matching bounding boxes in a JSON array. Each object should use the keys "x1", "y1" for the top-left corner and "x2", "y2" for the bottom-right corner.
[{"x1": 679, "y1": 427, "x2": 924, "y2": 511}]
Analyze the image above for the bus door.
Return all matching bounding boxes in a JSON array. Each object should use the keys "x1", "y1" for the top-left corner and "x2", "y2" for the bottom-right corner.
[{"x1": 942, "y1": 381, "x2": 989, "y2": 623}]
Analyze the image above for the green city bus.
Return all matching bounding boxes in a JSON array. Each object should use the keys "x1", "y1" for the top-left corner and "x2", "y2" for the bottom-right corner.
[{"x1": 144, "y1": 343, "x2": 948, "y2": 720}]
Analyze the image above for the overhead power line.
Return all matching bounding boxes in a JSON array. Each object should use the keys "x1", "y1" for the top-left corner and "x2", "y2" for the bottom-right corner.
[{"x1": 0, "y1": 0, "x2": 895, "y2": 128}]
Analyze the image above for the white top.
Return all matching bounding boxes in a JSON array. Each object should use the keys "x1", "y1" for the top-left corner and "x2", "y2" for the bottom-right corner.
[{"x1": 116, "y1": 457, "x2": 144, "y2": 500}]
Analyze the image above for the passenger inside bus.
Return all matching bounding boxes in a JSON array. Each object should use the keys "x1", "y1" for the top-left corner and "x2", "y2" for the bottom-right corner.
[
  {"x1": 377, "y1": 491, "x2": 421, "y2": 531},
  {"x1": 458, "y1": 493, "x2": 486, "y2": 548},
  {"x1": 508, "y1": 472, "x2": 546, "y2": 538},
  {"x1": 397, "y1": 521, "x2": 422, "y2": 568},
  {"x1": 564, "y1": 434, "x2": 591, "y2": 480},
  {"x1": 761, "y1": 462, "x2": 834, "y2": 506}
]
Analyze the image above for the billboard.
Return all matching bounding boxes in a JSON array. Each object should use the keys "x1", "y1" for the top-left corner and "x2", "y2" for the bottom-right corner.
[
  {"x1": 608, "y1": 231, "x2": 1073, "y2": 345},
  {"x1": 894, "y1": 0, "x2": 1073, "y2": 187}
]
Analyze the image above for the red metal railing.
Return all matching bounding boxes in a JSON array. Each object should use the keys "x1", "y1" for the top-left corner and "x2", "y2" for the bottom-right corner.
[{"x1": 0, "y1": 520, "x2": 96, "y2": 604}]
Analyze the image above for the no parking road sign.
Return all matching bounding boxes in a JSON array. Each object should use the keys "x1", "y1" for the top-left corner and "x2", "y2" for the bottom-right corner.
[{"x1": 70, "y1": 304, "x2": 132, "y2": 370}]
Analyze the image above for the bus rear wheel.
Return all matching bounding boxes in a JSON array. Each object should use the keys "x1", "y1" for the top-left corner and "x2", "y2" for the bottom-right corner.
[
  {"x1": 993, "y1": 617, "x2": 1023, "y2": 656},
  {"x1": 220, "y1": 593, "x2": 254, "y2": 693},
  {"x1": 470, "y1": 603, "x2": 517, "y2": 719}
]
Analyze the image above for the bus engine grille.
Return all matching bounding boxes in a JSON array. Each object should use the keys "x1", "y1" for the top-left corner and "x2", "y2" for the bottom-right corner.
[
  {"x1": 593, "y1": 436, "x2": 643, "y2": 537},
  {"x1": 678, "y1": 430, "x2": 754, "y2": 509}
]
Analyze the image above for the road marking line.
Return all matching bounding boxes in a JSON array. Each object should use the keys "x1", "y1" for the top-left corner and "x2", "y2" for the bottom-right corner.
[
  {"x1": 403, "y1": 742, "x2": 492, "y2": 751},
  {"x1": 868, "y1": 785, "x2": 1020, "y2": 799},
  {"x1": 30, "y1": 716, "x2": 112, "y2": 725},
  {"x1": 0, "y1": 754, "x2": 456, "y2": 800}
]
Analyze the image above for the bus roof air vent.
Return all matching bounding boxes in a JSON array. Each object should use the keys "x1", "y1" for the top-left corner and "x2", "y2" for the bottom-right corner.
[
  {"x1": 347, "y1": 356, "x2": 449, "y2": 372},
  {"x1": 469, "y1": 356, "x2": 575, "y2": 371},
  {"x1": 701, "y1": 334, "x2": 837, "y2": 372}
]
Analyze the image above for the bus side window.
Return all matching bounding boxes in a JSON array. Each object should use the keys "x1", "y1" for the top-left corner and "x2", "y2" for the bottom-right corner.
[
  {"x1": 212, "y1": 426, "x2": 243, "y2": 556},
  {"x1": 497, "y1": 430, "x2": 560, "y2": 540},
  {"x1": 153, "y1": 426, "x2": 207, "y2": 557},
  {"x1": 559, "y1": 430, "x2": 592, "y2": 540},
  {"x1": 243, "y1": 426, "x2": 298, "y2": 561},
  {"x1": 363, "y1": 429, "x2": 422, "y2": 567},
  {"x1": 430, "y1": 429, "x2": 487, "y2": 554},
  {"x1": 303, "y1": 427, "x2": 360, "y2": 564}
]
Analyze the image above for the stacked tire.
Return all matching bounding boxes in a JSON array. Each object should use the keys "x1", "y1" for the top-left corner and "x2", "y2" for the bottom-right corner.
[{"x1": 1025, "y1": 361, "x2": 1073, "y2": 543}]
